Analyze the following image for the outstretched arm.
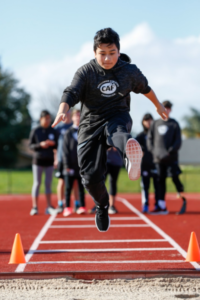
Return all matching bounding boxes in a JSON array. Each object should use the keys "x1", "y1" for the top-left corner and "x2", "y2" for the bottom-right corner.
[
  {"x1": 52, "y1": 69, "x2": 86, "y2": 128},
  {"x1": 52, "y1": 103, "x2": 70, "y2": 127},
  {"x1": 144, "y1": 89, "x2": 168, "y2": 121}
]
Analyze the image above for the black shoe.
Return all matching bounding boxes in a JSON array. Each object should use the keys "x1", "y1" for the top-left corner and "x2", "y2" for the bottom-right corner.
[
  {"x1": 95, "y1": 205, "x2": 110, "y2": 232},
  {"x1": 177, "y1": 197, "x2": 187, "y2": 215},
  {"x1": 150, "y1": 206, "x2": 168, "y2": 215}
]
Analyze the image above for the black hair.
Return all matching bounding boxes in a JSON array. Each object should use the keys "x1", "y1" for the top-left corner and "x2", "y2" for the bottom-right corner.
[
  {"x1": 40, "y1": 110, "x2": 51, "y2": 118},
  {"x1": 142, "y1": 113, "x2": 153, "y2": 122},
  {"x1": 142, "y1": 113, "x2": 153, "y2": 132},
  {"x1": 94, "y1": 28, "x2": 120, "y2": 52},
  {"x1": 162, "y1": 100, "x2": 173, "y2": 109}
]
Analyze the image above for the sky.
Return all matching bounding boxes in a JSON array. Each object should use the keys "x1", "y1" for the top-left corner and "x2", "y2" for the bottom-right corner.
[{"x1": 1, "y1": 0, "x2": 200, "y2": 133}]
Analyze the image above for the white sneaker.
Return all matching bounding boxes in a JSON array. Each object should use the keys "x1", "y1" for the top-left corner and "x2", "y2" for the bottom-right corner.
[
  {"x1": 76, "y1": 207, "x2": 87, "y2": 215},
  {"x1": 30, "y1": 207, "x2": 38, "y2": 216},
  {"x1": 125, "y1": 138, "x2": 143, "y2": 181}
]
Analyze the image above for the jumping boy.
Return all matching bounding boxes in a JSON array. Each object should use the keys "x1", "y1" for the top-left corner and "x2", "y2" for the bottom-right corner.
[{"x1": 52, "y1": 28, "x2": 168, "y2": 232}]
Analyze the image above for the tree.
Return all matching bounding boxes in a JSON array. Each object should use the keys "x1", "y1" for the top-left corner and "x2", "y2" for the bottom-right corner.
[
  {"x1": 182, "y1": 107, "x2": 200, "y2": 138},
  {"x1": 0, "y1": 63, "x2": 32, "y2": 168}
]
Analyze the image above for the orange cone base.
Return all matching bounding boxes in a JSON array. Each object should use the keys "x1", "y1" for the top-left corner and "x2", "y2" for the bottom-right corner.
[
  {"x1": 9, "y1": 233, "x2": 26, "y2": 264},
  {"x1": 186, "y1": 232, "x2": 200, "y2": 262}
]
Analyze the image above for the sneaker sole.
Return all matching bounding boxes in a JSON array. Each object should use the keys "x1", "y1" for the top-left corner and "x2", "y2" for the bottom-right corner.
[
  {"x1": 63, "y1": 211, "x2": 73, "y2": 217},
  {"x1": 76, "y1": 211, "x2": 86, "y2": 215},
  {"x1": 126, "y1": 138, "x2": 142, "y2": 181},
  {"x1": 108, "y1": 210, "x2": 117, "y2": 214},
  {"x1": 150, "y1": 210, "x2": 169, "y2": 215},
  {"x1": 95, "y1": 215, "x2": 110, "y2": 232}
]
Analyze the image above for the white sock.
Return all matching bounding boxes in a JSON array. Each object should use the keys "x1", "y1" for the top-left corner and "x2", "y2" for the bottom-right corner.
[{"x1": 158, "y1": 200, "x2": 166, "y2": 209}]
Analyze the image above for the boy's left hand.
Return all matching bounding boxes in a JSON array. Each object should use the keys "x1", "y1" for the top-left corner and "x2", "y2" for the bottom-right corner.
[{"x1": 156, "y1": 103, "x2": 168, "y2": 121}]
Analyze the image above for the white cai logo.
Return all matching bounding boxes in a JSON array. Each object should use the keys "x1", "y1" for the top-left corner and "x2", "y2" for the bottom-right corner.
[
  {"x1": 48, "y1": 133, "x2": 55, "y2": 140},
  {"x1": 98, "y1": 80, "x2": 119, "y2": 97},
  {"x1": 158, "y1": 125, "x2": 168, "y2": 135}
]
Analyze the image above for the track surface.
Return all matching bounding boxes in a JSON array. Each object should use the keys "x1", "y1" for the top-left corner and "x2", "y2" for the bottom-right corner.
[{"x1": 0, "y1": 193, "x2": 200, "y2": 273}]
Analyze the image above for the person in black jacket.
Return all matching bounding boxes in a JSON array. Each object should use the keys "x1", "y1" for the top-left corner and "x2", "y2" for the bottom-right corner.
[
  {"x1": 136, "y1": 113, "x2": 159, "y2": 214},
  {"x1": 52, "y1": 28, "x2": 168, "y2": 232},
  {"x1": 29, "y1": 110, "x2": 58, "y2": 215},
  {"x1": 147, "y1": 101, "x2": 187, "y2": 214},
  {"x1": 62, "y1": 109, "x2": 86, "y2": 217}
]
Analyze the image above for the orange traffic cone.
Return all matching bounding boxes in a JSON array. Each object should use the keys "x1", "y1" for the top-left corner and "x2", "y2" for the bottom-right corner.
[
  {"x1": 9, "y1": 233, "x2": 26, "y2": 264},
  {"x1": 186, "y1": 232, "x2": 200, "y2": 262}
]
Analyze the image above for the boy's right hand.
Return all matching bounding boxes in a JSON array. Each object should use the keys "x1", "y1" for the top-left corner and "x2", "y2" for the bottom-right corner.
[
  {"x1": 52, "y1": 113, "x2": 68, "y2": 127},
  {"x1": 156, "y1": 103, "x2": 168, "y2": 121}
]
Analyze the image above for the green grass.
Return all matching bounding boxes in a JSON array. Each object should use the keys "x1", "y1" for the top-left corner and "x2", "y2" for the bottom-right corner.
[{"x1": 0, "y1": 166, "x2": 200, "y2": 194}]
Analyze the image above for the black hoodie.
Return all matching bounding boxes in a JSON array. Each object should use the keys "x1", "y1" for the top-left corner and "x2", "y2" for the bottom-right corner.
[
  {"x1": 147, "y1": 118, "x2": 182, "y2": 164},
  {"x1": 29, "y1": 126, "x2": 58, "y2": 166},
  {"x1": 61, "y1": 54, "x2": 151, "y2": 144}
]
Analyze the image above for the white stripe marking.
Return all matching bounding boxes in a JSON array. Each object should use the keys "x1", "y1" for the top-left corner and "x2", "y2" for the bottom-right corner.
[
  {"x1": 15, "y1": 214, "x2": 56, "y2": 273},
  {"x1": 27, "y1": 260, "x2": 185, "y2": 264},
  {"x1": 54, "y1": 217, "x2": 140, "y2": 221},
  {"x1": 117, "y1": 197, "x2": 200, "y2": 270},
  {"x1": 32, "y1": 248, "x2": 176, "y2": 253},
  {"x1": 50, "y1": 224, "x2": 149, "y2": 228},
  {"x1": 40, "y1": 239, "x2": 167, "y2": 244}
]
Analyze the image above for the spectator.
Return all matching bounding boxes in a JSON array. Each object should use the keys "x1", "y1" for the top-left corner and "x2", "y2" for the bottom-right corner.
[
  {"x1": 62, "y1": 109, "x2": 86, "y2": 216},
  {"x1": 29, "y1": 110, "x2": 58, "y2": 215},
  {"x1": 136, "y1": 113, "x2": 159, "y2": 213},
  {"x1": 147, "y1": 101, "x2": 187, "y2": 214},
  {"x1": 54, "y1": 110, "x2": 80, "y2": 213}
]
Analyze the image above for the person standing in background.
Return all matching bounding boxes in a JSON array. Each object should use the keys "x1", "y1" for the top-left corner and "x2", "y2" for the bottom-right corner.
[
  {"x1": 106, "y1": 147, "x2": 123, "y2": 214},
  {"x1": 136, "y1": 113, "x2": 159, "y2": 214},
  {"x1": 147, "y1": 101, "x2": 187, "y2": 214},
  {"x1": 29, "y1": 110, "x2": 58, "y2": 215},
  {"x1": 62, "y1": 109, "x2": 86, "y2": 216},
  {"x1": 54, "y1": 110, "x2": 80, "y2": 213}
]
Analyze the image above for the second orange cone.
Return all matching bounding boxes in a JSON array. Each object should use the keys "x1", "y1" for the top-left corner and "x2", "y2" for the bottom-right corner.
[
  {"x1": 186, "y1": 232, "x2": 200, "y2": 262},
  {"x1": 9, "y1": 233, "x2": 26, "y2": 264}
]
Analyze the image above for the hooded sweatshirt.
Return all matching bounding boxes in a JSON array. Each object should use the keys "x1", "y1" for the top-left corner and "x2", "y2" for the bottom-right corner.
[
  {"x1": 29, "y1": 125, "x2": 58, "y2": 166},
  {"x1": 147, "y1": 118, "x2": 182, "y2": 164},
  {"x1": 61, "y1": 54, "x2": 151, "y2": 144}
]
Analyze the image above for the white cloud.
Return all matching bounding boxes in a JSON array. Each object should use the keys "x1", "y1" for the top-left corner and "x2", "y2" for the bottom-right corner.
[{"x1": 16, "y1": 23, "x2": 200, "y2": 133}]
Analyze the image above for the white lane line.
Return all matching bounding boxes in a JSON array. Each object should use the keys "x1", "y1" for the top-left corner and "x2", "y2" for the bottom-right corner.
[
  {"x1": 15, "y1": 214, "x2": 56, "y2": 273},
  {"x1": 54, "y1": 217, "x2": 140, "y2": 221},
  {"x1": 117, "y1": 197, "x2": 200, "y2": 270},
  {"x1": 40, "y1": 239, "x2": 167, "y2": 244},
  {"x1": 50, "y1": 224, "x2": 149, "y2": 228},
  {"x1": 31, "y1": 247, "x2": 176, "y2": 253},
  {"x1": 27, "y1": 260, "x2": 185, "y2": 264}
]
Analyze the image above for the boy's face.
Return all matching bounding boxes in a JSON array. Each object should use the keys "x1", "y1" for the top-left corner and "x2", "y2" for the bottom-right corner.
[
  {"x1": 72, "y1": 112, "x2": 80, "y2": 127},
  {"x1": 94, "y1": 43, "x2": 120, "y2": 69},
  {"x1": 40, "y1": 115, "x2": 51, "y2": 128}
]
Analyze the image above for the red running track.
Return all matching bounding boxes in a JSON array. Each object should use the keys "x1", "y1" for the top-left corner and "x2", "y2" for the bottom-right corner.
[{"x1": 0, "y1": 193, "x2": 200, "y2": 273}]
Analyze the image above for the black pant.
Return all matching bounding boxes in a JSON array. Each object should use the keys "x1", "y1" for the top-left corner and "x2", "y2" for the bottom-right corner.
[
  {"x1": 64, "y1": 175, "x2": 85, "y2": 207},
  {"x1": 106, "y1": 164, "x2": 121, "y2": 196},
  {"x1": 141, "y1": 170, "x2": 159, "y2": 206},
  {"x1": 156, "y1": 163, "x2": 184, "y2": 201},
  {"x1": 78, "y1": 113, "x2": 132, "y2": 208}
]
